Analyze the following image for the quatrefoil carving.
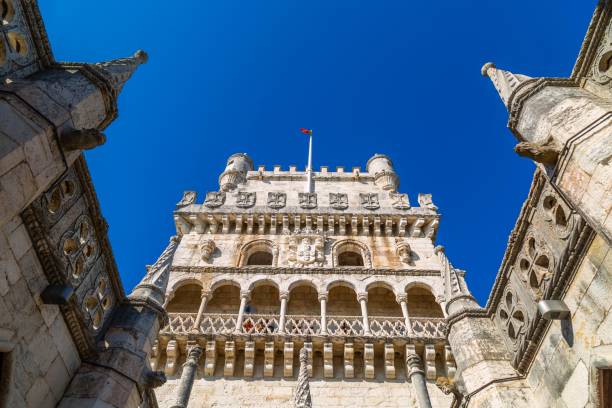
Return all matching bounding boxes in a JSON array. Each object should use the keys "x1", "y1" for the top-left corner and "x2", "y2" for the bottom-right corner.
[
  {"x1": 498, "y1": 290, "x2": 527, "y2": 345},
  {"x1": 518, "y1": 235, "x2": 553, "y2": 301}
]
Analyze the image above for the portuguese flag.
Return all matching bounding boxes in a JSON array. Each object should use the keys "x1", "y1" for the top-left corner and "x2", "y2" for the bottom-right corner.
[{"x1": 300, "y1": 128, "x2": 313, "y2": 135}]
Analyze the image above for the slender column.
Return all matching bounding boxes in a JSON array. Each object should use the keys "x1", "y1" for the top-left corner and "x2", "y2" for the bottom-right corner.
[
  {"x1": 192, "y1": 290, "x2": 211, "y2": 332},
  {"x1": 357, "y1": 292, "x2": 371, "y2": 335},
  {"x1": 396, "y1": 294, "x2": 413, "y2": 335},
  {"x1": 318, "y1": 292, "x2": 328, "y2": 335},
  {"x1": 406, "y1": 346, "x2": 433, "y2": 408},
  {"x1": 278, "y1": 291, "x2": 290, "y2": 334},
  {"x1": 170, "y1": 343, "x2": 203, "y2": 408},
  {"x1": 235, "y1": 290, "x2": 251, "y2": 333}
]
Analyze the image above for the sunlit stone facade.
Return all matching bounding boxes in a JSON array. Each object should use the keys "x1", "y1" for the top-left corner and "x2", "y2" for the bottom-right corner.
[
  {"x1": 153, "y1": 153, "x2": 458, "y2": 407},
  {"x1": 1, "y1": 1, "x2": 612, "y2": 407}
]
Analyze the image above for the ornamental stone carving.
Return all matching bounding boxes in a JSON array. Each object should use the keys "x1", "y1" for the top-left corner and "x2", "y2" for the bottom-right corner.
[
  {"x1": 517, "y1": 233, "x2": 553, "y2": 301},
  {"x1": 59, "y1": 215, "x2": 98, "y2": 284},
  {"x1": 395, "y1": 240, "x2": 412, "y2": 263},
  {"x1": 360, "y1": 193, "x2": 379, "y2": 210},
  {"x1": 287, "y1": 231, "x2": 325, "y2": 267},
  {"x1": 236, "y1": 191, "x2": 256, "y2": 208},
  {"x1": 390, "y1": 192, "x2": 410, "y2": 210},
  {"x1": 329, "y1": 193, "x2": 348, "y2": 210},
  {"x1": 201, "y1": 239, "x2": 216, "y2": 261},
  {"x1": 540, "y1": 191, "x2": 572, "y2": 238},
  {"x1": 83, "y1": 276, "x2": 112, "y2": 331},
  {"x1": 418, "y1": 193, "x2": 438, "y2": 210},
  {"x1": 204, "y1": 192, "x2": 225, "y2": 208},
  {"x1": 590, "y1": 23, "x2": 612, "y2": 86},
  {"x1": 267, "y1": 192, "x2": 286, "y2": 209},
  {"x1": 299, "y1": 193, "x2": 317, "y2": 209},
  {"x1": 176, "y1": 191, "x2": 196, "y2": 208},
  {"x1": 498, "y1": 289, "x2": 528, "y2": 348}
]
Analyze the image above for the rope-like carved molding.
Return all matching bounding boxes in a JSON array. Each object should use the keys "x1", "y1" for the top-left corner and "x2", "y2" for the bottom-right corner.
[
  {"x1": 170, "y1": 265, "x2": 442, "y2": 277},
  {"x1": 18, "y1": 0, "x2": 54, "y2": 67},
  {"x1": 49, "y1": 62, "x2": 118, "y2": 130},
  {"x1": 507, "y1": 77, "x2": 579, "y2": 138},
  {"x1": 570, "y1": 2, "x2": 610, "y2": 79}
]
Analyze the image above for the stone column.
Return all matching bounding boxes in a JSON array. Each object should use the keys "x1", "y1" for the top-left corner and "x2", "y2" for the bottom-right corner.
[
  {"x1": 235, "y1": 290, "x2": 251, "y2": 333},
  {"x1": 406, "y1": 349, "x2": 433, "y2": 408},
  {"x1": 396, "y1": 294, "x2": 412, "y2": 335},
  {"x1": 170, "y1": 344, "x2": 203, "y2": 408},
  {"x1": 278, "y1": 291, "x2": 290, "y2": 334},
  {"x1": 192, "y1": 290, "x2": 211, "y2": 332},
  {"x1": 357, "y1": 292, "x2": 371, "y2": 335},
  {"x1": 319, "y1": 292, "x2": 328, "y2": 335}
]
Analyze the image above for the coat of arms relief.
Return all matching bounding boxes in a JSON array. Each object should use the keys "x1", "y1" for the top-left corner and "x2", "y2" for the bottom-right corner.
[
  {"x1": 329, "y1": 193, "x2": 348, "y2": 210},
  {"x1": 287, "y1": 230, "x2": 326, "y2": 267}
]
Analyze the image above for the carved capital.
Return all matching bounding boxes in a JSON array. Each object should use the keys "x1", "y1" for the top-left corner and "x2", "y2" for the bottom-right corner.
[
  {"x1": 318, "y1": 292, "x2": 329, "y2": 302},
  {"x1": 357, "y1": 292, "x2": 368, "y2": 303},
  {"x1": 184, "y1": 344, "x2": 203, "y2": 368},
  {"x1": 201, "y1": 290, "x2": 212, "y2": 300},
  {"x1": 395, "y1": 294, "x2": 407, "y2": 304},
  {"x1": 405, "y1": 352, "x2": 425, "y2": 376},
  {"x1": 279, "y1": 291, "x2": 290, "y2": 301},
  {"x1": 240, "y1": 290, "x2": 251, "y2": 300}
]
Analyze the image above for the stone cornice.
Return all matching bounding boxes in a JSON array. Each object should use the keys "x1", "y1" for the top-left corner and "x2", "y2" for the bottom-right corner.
[
  {"x1": 571, "y1": 1, "x2": 611, "y2": 79},
  {"x1": 170, "y1": 265, "x2": 442, "y2": 277}
]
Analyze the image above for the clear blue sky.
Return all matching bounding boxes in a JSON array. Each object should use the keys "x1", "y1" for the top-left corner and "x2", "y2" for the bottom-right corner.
[{"x1": 40, "y1": 0, "x2": 595, "y2": 305}]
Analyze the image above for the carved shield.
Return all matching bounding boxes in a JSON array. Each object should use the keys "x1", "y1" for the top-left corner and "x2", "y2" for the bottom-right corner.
[
  {"x1": 360, "y1": 193, "x2": 379, "y2": 210},
  {"x1": 330, "y1": 193, "x2": 348, "y2": 210},
  {"x1": 204, "y1": 192, "x2": 226, "y2": 208},
  {"x1": 268, "y1": 192, "x2": 286, "y2": 209},
  {"x1": 236, "y1": 192, "x2": 256, "y2": 208},
  {"x1": 299, "y1": 193, "x2": 317, "y2": 209}
]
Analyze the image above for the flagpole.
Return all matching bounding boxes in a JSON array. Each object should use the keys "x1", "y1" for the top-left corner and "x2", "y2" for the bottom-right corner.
[{"x1": 306, "y1": 131, "x2": 313, "y2": 193}]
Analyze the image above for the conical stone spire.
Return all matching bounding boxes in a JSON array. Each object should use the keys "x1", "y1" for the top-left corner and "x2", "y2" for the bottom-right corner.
[
  {"x1": 294, "y1": 348, "x2": 312, "y2": 408},
  {"x1": 91, "y1": 49, "x2": 148, "y2": 96},
  {"x1": 481, "y1": 62, "x2": 533, "y2": 108},
  {"x1": 129, "y1": 235, "x2": 180, "y2": 308}
]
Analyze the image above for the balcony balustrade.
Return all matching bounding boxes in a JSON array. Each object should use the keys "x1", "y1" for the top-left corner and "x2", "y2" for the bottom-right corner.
[{"x1": 161, "y1": 312, "x2": 447, "y2": 339}]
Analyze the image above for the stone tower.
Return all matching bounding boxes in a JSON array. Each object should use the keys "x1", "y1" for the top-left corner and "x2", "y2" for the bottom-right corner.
[{"x1": 153, "y1": 153, "x2": 466, "y2": 407}]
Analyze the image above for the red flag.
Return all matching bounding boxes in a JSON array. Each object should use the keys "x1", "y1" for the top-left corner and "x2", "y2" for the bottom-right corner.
[{"x1": 300, "y1": 128, "x2": 312, "y2": 135}]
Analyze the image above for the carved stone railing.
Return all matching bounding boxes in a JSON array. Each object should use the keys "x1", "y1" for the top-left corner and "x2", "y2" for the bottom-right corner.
[
  {"x1": 369, "y1": 316, "x2": 407, "y2": 337},
  {"x1": 284, "y1": 315, "x2": 322, "y2": 335},
  {"x1": 410, "y1": 318, "x2": 447, "y2": 338},
  {"x1": 161, "y1": 313, "x2": 446, "y2": 339},
  {"x1": 241, "y1": 314, "x2": 279, "y2": 334}
]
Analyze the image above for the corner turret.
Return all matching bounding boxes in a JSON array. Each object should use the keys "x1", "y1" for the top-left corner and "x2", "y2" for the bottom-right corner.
[
  {"x1": 366, "y1": 154, "x2": 399, "y2": 191},
  {"x1": 219, "y1": 153, "x2": 253, "y2": 191}
]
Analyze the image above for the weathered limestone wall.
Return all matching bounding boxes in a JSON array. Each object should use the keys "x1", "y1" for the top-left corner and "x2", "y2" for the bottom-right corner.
[
  {"x1": 526, "y1": 234, "x2": 612, "y2": 408},
  {"x1": 156, "y1": 377, "x2": 452, "y2": 408},
  {"x1": 0, "y1": 214, "x2": 81, "y2": 407},
  {"x1": 172, "y1": 232, "x2": 439, "y2": 270},
  {"x1": 156, "y1": 373, "x2": 452, "y2": 408}
]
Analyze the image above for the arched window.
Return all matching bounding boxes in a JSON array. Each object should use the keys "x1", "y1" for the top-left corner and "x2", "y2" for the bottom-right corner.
[
  {"x1": 338, "y1": 251, "x2": 364, "y2": 266},
  {"x1": 332, "y1": 240, "x2": 371, "y2": 267},
  {"x1": 166, "y1": 283, "x2": 202, "y2": 313},
  {"x1": 247, "y1": 251, "x2": 273, "y2": 265},
  {"x1": 239, "y1": 239, "x2": 277, "y2": 266},
  {"x1": 406, "y1": 287, "x2": 444, "y2": 318}
]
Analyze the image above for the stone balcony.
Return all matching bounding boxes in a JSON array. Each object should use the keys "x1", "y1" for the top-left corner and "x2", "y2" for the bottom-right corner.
[
  {"x1": 154, "y1": 313, "x2": 454, "y2": 382},
  {"x1": 161, "y1": 312, "x2": 446, "y2": 340}
]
